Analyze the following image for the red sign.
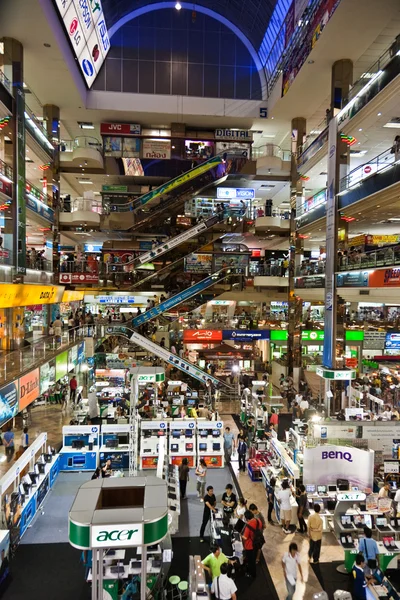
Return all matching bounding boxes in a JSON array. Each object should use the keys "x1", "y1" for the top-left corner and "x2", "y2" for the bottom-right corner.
[
  {"x1": 100, "y1": 123, "x2": 141, "y2": 136},
  {"x1": 59, "y1": 273, "x2": 99, "y2": 284},
  {"x1": 369, "y1": 269, "x2": 400, "y2": 288},
  {"x1": 183, "y1": 330, "x2": 222, "y2": 343},
  {"x1": 201, "y1": 455, "x2": 223, "y2": 468},
  {"x1": 170, "y1": 455, "x2": 195, "y2": 467},
  {"x1": 346, "y1": 358, "x2": 358, "y2": 368},
  {"x1": 251, "y1": 250, "x2": 261, "y2": 257},
  {"x1": 0, "y1": 178, "x2": 12, "y2": 199},
  {"x1": 141, "y1": 456, "x2": 158, "y2": 469}
]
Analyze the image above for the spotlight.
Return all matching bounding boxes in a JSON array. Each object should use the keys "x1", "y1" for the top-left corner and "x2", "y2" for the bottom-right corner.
[{"x1": 175, "y1": 1, "x2": 181, "y2": 9}]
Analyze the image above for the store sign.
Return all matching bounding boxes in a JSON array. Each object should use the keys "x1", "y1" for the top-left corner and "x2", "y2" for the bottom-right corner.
[
  {"x1": 59, "y1": 273, "x2": 99, "y2": 284},
  {"x1": 19, "y1": 368, "x2": 40, "y2": 410},
  {"x1": 137, "y1": 373, "x2": 165, "y2": 383},
  {"x1": 96, "y1": 295, "x2": 136, "y2": 304},
  {"x1": 222, "y1": 330, "x2": 269, "y2": 341},
  {"x1": 295, "y1": 275, "x2": 325, "y2": 289},
  {"x1": 316, "y1": 367, "x2": 356, "y2": 380},
  {"x1": 345, "y1": 330, "x2": 364, "y2": 341},
  {"x1": 302, "y1": 330, "x2": 324, "y2": 341},
  {"x1": 100, "y1": 123, "x2": 141, "y2": 136},
  {"x1": 368, "y1": 269, "x2": 400, "y2": 288},
  {"x1": 40, "y1": 359, "x2": 56, "y2": 395},
  {"x1": 84, "y1": 244, "x2": 102, "y2": 253},
  {"x1": 303, "y1": 445, "x2": 374, "y2": 489},
  {"x1": 337, "y1": 271, "x2": 369, "y2": 287},
  {"x1": 385, "y1": 332, "x2": 400, "y2": 349},
  {"x1": 142, "y1": 139, "x2": 171, "y2": 160},
  {"x1": 337, "y1": 492, "x2": 367, "y2": 502},
  {"x1": 183, "y1": 330, "x2": 223, "y2": 343},
  {"x1": 25, "y1": 194, "x2": 54, "y2": 223},
  {"x1": 0, "y1": 381, "x2": 19, "y2": 428},
  {"x1": 384, "y1": 462, "x2": 400, "y2": 474},
  {"x1": 217, "y1": 188, "x2": 255, "y2": 199},
  {"x1": 215, "y1": 129, "x2": 253, "y2": 140},
  {"x1": 0, "y1": 284, "x2": 64, "y2": 309},
  {"x1": 62, "y1": 290, "x2": 84, "y2": 303},
  {"x1": 55, "y1": 0, "x2": 110, "y2": 88},
  {"x1": 270, "y1": 330, "x2": 288, "y2": 341},
  {"x1": 91, "y1": 524, "x2": 143, "y2": 548}
]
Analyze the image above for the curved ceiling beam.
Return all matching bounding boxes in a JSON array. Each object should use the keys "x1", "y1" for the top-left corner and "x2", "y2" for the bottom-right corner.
[{"x1": 108, "y1": 1, "x2": 267, "y2": 96}]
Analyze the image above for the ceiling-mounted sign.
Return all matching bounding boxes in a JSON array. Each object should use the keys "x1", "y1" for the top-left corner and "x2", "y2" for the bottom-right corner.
[
  {"x1": 215, "y1": 129, "x2": 253, "y2": 140},
  {"x1": 100, "y1": 123, "x2": 141, "y2": 136},
  {"x1": 183, "y1": 330, "x2": 223, "y2": 343},
  {"x1": 55, "y1": 0, "x2": 110, "y2": 88},
  {"x1": 217, "y1": 188, "x2": 255, "y2": 199}
]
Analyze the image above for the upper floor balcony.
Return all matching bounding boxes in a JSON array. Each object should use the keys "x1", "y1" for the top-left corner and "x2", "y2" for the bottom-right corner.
[
  {"x1": 60, "y1": 136, "x2": 104, "y2": 170},
  {"x1": 252, "y1": 144, "x2": 291, "y2": 176},
  {"x1": 59, "y1": 197, "x2": 103, "y2": 227}
]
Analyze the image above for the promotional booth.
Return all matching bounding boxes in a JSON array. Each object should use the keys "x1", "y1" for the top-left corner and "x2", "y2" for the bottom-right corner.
[
  {"x1": 99, "y1": 424, "x2": 131, "y2": 471},
  {"x1": 196, "y1": 421, "x2": 224, "y2": 468},
  {"x1": 139, "y1": 421, "x2": 167, "y2": 470},
  {"x1": 169, "y1": 420, "x2": 196, "y2": 466},
  {"x1": 59, "y1": 425, "x2": 100, "y2": 471}
]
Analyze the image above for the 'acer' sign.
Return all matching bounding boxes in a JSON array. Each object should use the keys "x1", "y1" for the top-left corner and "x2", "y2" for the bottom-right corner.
[
  {"x1": 91, "y1": 524, "x2": 143, "y2": 547},
  {"x1": 183, "y1": 330, "x2": 222, "y2": 343},
  {"x1": 100, "y1": 123, "x2": 141, "y2": 136}
]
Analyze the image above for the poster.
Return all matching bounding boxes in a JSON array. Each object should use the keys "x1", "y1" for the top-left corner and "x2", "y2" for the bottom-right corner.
[
  {"x1": 303, "y1": 445, "x2": 374, "y2": 489},
  {"x1": 56, "y1": 351, "x2": 69, "y2": 380},
  {"x1": 365, "y1": 494, "x2": 378, "y2": 512},
  {"x1": 378, "y1": 497, "x2": 392, "y2": 513},
  {"x1": 170, "y1": 455, "x2": 195, "y2": 467},
  {"x1": 68, "y1": 345, "x2": 78, "y2": 371},
  {"x1": 103, "y1": 136, "x2": 122, "y2": 157},
  {"x1": 142, "y1": 139, "x2": 171, "y2": 160},
  {"x1": 122, "y1": 158, "x2": 144, "y2": 176},
  {"x1": 0, "y1": 382, "x2": 18, "y2": 428},
  {"x1": 122, "y1": 137, "x2": 140, "y2": 158},
  {"x1": 40, "y1": 359, "x2": 56, "y2": 394},
  {"x1": 214, "y1": 253, "x2": 249, "y2": 274},
  {"x1": 77, "y1": 341, "x2": 85, "y2": 365},
  {"x1": 184, "y1": 253, "x2": 213, "y2": 274},
  {"x1": 19, "y1": 368, "x2": 40, "y2": 410},
  {"x1": 141, "y1": 456, "x2": 158, "y2": 469}
]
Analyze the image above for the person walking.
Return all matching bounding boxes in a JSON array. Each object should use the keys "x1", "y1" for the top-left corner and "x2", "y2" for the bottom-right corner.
[
  {"x1": 282, "y1": 542, "x2": 303, "y2": 600},
  {"x1": 221, "y1": 484, "x2": 237, "y2": 521},
  {"x1": 267, "y1": 477, "x2": 276, "y2": 524},
  {"x1": 200, "y1": 486, "x2": 217, "y2": 542},
  {"x1": 53, "y1": 315, "x2": 63, "y2": 341},
  {"x1": 352, "y1": 554, "x2": 368, "y2": 600},
  {"x1": 241, "y1": 508, "x2": 261, "y2": 578},
  {"x1": 69, "y1": 375, "x2": 78, "y2": 404},
  {"x1": 178, "y1": 457, "x2": 190, "y2": 499},
  {"x1": 308, "y1": 503, "x2": 323, "y2": 563},
  {"x1": 297, "y1": 485, "x2": 309, "y2": 534},
  {"x1": 358, "y1": 526, "x2": 379, "y2": 570},
  {"x1": 276, "y1": 479, "x2": 293, "y2": 533},
  {"x1": 223, "y1": 427, "x2": 235, "y2": 464},
  {"x1": 20, "y1": 427, "x2": 29, "y2": 452},
  {"x1": 3, "y1": 426, "x2": 14, "y2": 462},
  {"x1": 195, "y1": 458, "x2": 207, "y2": 500},
  {"x1": 237, "y1": 437, "x2": 247, "y2": 473},
  {"x1": 211, "y1": 563, "x2": 237, "y2": 600},
  {"x1": 248, "y1": 503, "x2": 266, "y2": 564}
]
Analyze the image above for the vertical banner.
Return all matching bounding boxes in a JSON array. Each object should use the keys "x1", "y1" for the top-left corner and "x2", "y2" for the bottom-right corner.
[
  {"x1": 16, "y1": 87, "x2": 26, "y2": 275},
  {"x1": 322, "y1": 117, "x2": 338, "y2": 368}
]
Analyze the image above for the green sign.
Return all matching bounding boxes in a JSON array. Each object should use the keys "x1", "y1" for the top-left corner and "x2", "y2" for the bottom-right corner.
[
  {"x1": 137, "y1": 373, "x2": 165, "y2": 383},
  {"x1": 16, "y1": 87, "x2": 26, "y2": 274},
  {"x1": 345, "y1": 330, "x2": 364, "y2": 341},
  {"x1": 302, "y1": 330, "x2": 324, "y2": 342},
  {"x1": 270, "y1": 330, "x2": 288, "y2": 341},
  {"x1": 56, "y1": 351, "x2": 68, "y2": 380},
  {"x1": 102, "y1": 185, "x2": 128, "y2": 192},
  {"x1": 316, "y1": 367, "x2": 356, "y2": 380}
]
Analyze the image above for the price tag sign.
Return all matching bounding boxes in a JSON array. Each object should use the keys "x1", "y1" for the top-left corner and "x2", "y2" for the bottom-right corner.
[{"x1": 384, "y1": 462, "x2": 399, "y2": 474}]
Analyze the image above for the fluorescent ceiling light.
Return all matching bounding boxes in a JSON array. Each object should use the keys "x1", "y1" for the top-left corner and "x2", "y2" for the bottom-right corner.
[
  {"x1": 262, "y1": 134, "x2": 276, "y2": 138},
  {"x1": 78, "y1": 180, "x2": 93, "y2": 184},
  {"x1": 350, "y1": 150, "x2": 368, "y2": 157},
  {"x1": 383, "y1": 122, "x2": 400, "y2": 129},
  {"x1": 79, "y1": 122, "x2": 94, "y2": 130}
]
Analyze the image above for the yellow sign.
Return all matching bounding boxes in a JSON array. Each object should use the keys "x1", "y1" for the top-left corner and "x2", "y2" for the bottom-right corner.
[
  {"x1": 0, "y1": 284, "x2": 65, "y2": 308},
  {"x1": 62, "y1": 290, "x2": 84, "y2": 303},
  {"x1": 371, "y1": 235, "x2": 400, "y2": 245}
]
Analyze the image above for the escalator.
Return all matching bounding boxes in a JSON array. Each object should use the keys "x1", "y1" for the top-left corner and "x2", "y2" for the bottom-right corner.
[
  {"x1": 132, "y1": 269, "x2": 234, "y2": 328},
  {"x1": 103, "y1": 324, "x2": 229, "y2": 389},
  {"x1": 101, "y1": 152, "x2": 247, "y2": 232}
]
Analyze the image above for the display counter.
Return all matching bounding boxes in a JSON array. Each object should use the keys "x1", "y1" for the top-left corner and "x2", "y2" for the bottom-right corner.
[
  {"x1": 196, "y1": 420, "x2": 224, "y2": 468},
  {"x1": 169, "y1": 420, "x2": 196, "y2": 467},
  {"x1": 140, "y1": 421, "x2": 167, "y2": 469},
  {"x1": 59, "y1": 425, "x2": 100, "y2": 471},
  {"x1": 99, "y1": 423, "x2": 131, "y2": 471}
]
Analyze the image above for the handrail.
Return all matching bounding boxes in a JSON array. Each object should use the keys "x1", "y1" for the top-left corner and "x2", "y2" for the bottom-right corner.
[
  {"x1": 63, "y1": 198, "x2": 103, "y2": 213},
  {"x1": 0, "y1": 157, "x2": 13, "y2": 183},
  {"x1": 296, "y1": 246, "x2": 400, "y2": 276},
  {"x1": 339, "y1": 145, "x2": 398, "y2": 193},
  {"x1": 252, "y1": 144, "x2": 291, "y2": 161},
  {"x1": 26, "y1": 179, "x2": 53, "y2": 208},
  {"x1": 24, "y1": 103, "x2": 55, "y2": 151},
  {"x1": 61, "y1": 136, "x2": 102, "y2": 152},
  {"x1": 0, "y1": 68, "x2": 12, "y2": 93},
  {"x1": 297, "y1": 117, "x2": 329, "y2": 157}
]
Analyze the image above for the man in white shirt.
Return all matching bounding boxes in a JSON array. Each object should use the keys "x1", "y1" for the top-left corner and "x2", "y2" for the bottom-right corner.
[
  {"x1": 299, "y1": 398, "x2": 309, "y2": 414},
  {"x1": 276, "y1": 480, "x2": 293, "y2": 533},
  {"x1": 211, "y1": 563, "x2": 237, "y2": 600},
  {"x1": 295, "y1": 393, "x2": 303, "y2": 405},
  {"x1": 282, "y1": 542, "x2": 303, "y2": 600}
]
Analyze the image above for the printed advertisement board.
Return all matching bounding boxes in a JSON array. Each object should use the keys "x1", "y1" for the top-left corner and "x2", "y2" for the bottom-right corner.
[
  {"x1": 19, "y1": 369, "x2": 40, "y2": 410},
  {"x1": 0, "y1": 382, "x2": 18, "y2": 428},
  {"x1": 142, "y1": 139, "x2": 171, "y2": 160},
  {"x1": 184, "y1": 254, "x2": 213, "y2": 274},
  {"x1": 183, "y1": 330, "x2": 223, "y2": 343},
  {"x1": 40, "y1": 359, "x2": 56, "y2": 395},
  {"x1": 303, "y1": 445, "x2": 374, "y2": 489},
  {"x1": 56, "y1": 351, "x2": 69, "y2": 381}
]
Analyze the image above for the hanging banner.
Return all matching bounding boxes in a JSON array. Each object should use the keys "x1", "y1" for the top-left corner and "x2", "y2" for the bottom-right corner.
[
  {"x1": 0, "y1": 284, "x2": 65, "y2": 308},
  {"x1": 183, "y1": 330, "x2": 223, "y2": 343},
  {"x1": 214, "y1": 253, "x2": 249, "y2": 274},
  {"x1": 284, "y1": 2, "x2": 295, "y2": 47},
  {"x1": 303, "y1": 445, "x2": 374, "y2": 489},
  {"x1": 184, "y1": 253, "x2": 213, "y2": 274},
  {"x1": 40, "y1": 359, "x2": 56, "y2": 394},
  {"x1": 0, "y1": 382, "x2": 19, "y2": 428},
  {"x1": 322, "y1": 117, "x2": 337, "y2": 369},
  {"x1": 19, "y1": 368, "x2": 40, "y2": 410},
  {"x1": 16, "y1": 87, "x2": 26, "y2": 275}
]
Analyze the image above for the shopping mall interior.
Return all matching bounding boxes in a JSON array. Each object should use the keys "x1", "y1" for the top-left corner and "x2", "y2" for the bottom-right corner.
[{"x1": 0, "y1": 0, "x2": 399, "y2": 599}]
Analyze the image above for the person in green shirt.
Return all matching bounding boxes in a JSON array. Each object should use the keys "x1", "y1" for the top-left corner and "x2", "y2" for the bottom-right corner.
[{"x1": 202, "y1": 544, "x2": 229, "y2": 581}]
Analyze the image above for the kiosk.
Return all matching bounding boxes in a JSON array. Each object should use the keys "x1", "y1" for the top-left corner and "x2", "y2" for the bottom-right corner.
[
  {"x1": 169, "y1": 420, "x2": 196, "y2": 466},
  {"x1": 139, "y1": 421, "x2": 168, "y2": 470},
  {"x1": 99, "y1": 424, "x2": 131, "y2": 471},
  {"x1": 69, "y1": 476, "x2": 170, "y2": 600},
  {"x1": 0, "y1": 433, "x2": 59, "y2": 549},
  {"x1": 196, "y1": 421, "x2": 224, "y2": 468},
  {"x1": 59, "y1": 425, "x2": 100, "y2": 471}
]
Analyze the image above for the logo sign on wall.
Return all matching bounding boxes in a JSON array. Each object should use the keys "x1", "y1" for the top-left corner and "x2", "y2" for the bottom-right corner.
[
  {"x1": 54, "y1": 0, "x2": 110, "y2": 88},
  {"x1": 385, "y1": 332, "x2": 400, "y2": 349},
  {"x1": 215, "y1": 129, "x2": 253, "y2": 140},
  {"x1": 0, "y1": 381, "x2": 18, "y2": 428},
  {"x1": 100, "y1": 123, "x2": 141, "y2": 136},
  {"x1": 183, "y1": 330, "x2": 223, "y2": 342},
  {"x1": 59, "y1": 273, "x2": 99, "y2": 284},
  {"x1": 142, "y1": 139, "x2": 171, "y2": 160},
  {"x1": 217, "y1": 188, "x2": 255, "y2": 199},
  {"x1": 19, "y1": 369, "x2": 40, "y2": 410},
  {"x1": 303, "y1": 445, "x2": 374, "y2": 489},
  {"x1": 222, "y1": 330, "x2": 269, "y2": 342},
  {"x1": 91, "y1": 524, "x2": 143, "y2": 548}
]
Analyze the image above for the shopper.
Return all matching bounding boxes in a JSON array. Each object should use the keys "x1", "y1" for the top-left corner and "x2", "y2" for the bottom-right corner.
[
  {"x1": 267, "y1": 477, "x2": 276, "y2": 523},
  {"x1": 297, "y1": 485, "x2": 309, "y2": 534},
  {"x1": 69, "y1": 375, "x2": 78, "y2": 404},
  {"x1": 358, "y1": 526, "x2": 379, "y2": 569},
  {"x1": 101, "y1": 459, "x2": 112, "y2": 477},
  {"x1": 237, "y1": 437, "x2": 247, "y2": 473},
  {"x1": 3, "y1": 426, "x2": 14, "y2": 462},
  {"x1": 221, "y1": 484, "x2": 237, "y2": 521},
  {"x1": 276, "y1": 480, "x2": 293, "y2": 533},
  {"x1": 211, "y1": 562, "x2": 237, "y2": 600},
  {"x1": 53, "y1": 315, "x2": 63, "y2": 341},
  {"x1": 242, "y1": 507, "x2": 263, "y2": 578},
  {"x1": 248, "y1": 503, "x2": 266, "y2": 564},
  {"x1": 202, "y1": 543, "x2": 229, "y2": 581},
  {"x1": 200, "y1": 486, "x2": 217, "y2": 542},
  {"x1": 378, "y1": 482, "x2": 390, "y2": 497},
  {"x1": 308, "y1": 503, "x2": 323, "y2": 563},
  {"x1": 282, "y1": 542, "x2": 303, "y2": 600},
  {"x1": 351, "y1": 554, "x2": 368, "y2": 600},
  {"x1": 178, "y1": 457, "x2": 190, "y2": 500},
  {"x1": 235, "y1": 497, "x2": 247, "y2": 520},
  {"x1": 20, "y1": 427, "x2": 29, "y2": 452},
  {"x1": 269, "y1": 408, "x2": 279, "y2": 429},
  {"x1": 195, "y1": 458, "x2": 207, "y2": 500},
  {"x1": 223, "y1": 427, "x2": 235, "y2": 464}
]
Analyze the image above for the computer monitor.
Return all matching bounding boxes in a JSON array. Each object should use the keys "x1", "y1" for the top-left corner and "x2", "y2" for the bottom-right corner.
[
  {"x1": 118, "y1": 434, "x2": 129, "y2": 445},
  {"x1": 328, "y1": 485, "x2": 337, "y2": 493},
  {"x1": 157, "y1": 431, "x2": 165, "y2": 437},
  {"x1": 19, "y1": 483, "x2": 26, "y2": 496},
  {"x1": 172, "y1": 431, "x2": 180, "y2": 439},
  {"x1": 171, "y1": 444, "x2": 179, "y2": 452},
  {"x1": 306, "y1": 484, "x2": 316, "y2": 494},
  {"x1": 106, "y1": 438, "x2": 118, "y2": 449},
  {"x1": 341, "y1": 515, "x2": 352, "y2": 525},
  {"x1": 391, "y1": 481, "x2": 398, "y2": 490},
  {"x1": 373, "y1": 568, "x2": 384, "y2": 584},
  {"x1": 199, "y1": 443, "x2": 207, "y2": 451},
  {"x1": 212, "y1": 443, "x2": 220, "y2": 451},
  {"x1": 187, "y1": 399, "x2": 196, "y2": 406},
  {"x1": 185, "y1": 443, "x2": 193, "y2": 452},
  {"x1": 72, "y1": 439, "x2": 85, "y2": 449},
  {"x1": 200, "y1": 430, "x2": 208, "y2": 438},
  {"x1": 376, "y1": 517, "x2": 387, "y2": 527},
  {"x1": 364, "y1": 514, "x2": 372, "y2": 529},
  {"x1": 185, "y1": 430, "x2": 193, "y2": 438},
  {"x1": 34, "y1": 464, "x2": 39, "y2": 475},
  {"x1": 212, "y1": 430, "x2": 220, "y2": 438}
]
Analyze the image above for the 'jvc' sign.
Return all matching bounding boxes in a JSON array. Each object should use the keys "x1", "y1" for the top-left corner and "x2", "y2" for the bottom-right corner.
[{"x1": 91, "y1": 524, "x2": 143, "y2": 548}]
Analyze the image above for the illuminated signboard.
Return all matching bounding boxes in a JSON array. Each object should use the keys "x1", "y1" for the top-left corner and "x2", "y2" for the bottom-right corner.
[{"x1": 55, "y1": 0, "x2": 110, "y2": 88}]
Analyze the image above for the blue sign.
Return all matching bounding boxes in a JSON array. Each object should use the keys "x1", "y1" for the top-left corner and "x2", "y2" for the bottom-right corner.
[
  {"x1": 0, "y1": 381, "x2": 18, "y2": 428},
  {"x1": 82, "y1": 59, "x2": 94, "y2": 77},
  {"x1": 20, "y1": 493, "x2": 37, "y2": 537},
  {"x1": 98, "y1": 296, "x2": 136, "y2": 304},
  {"x1": 139, "y1": 241, "x2": 153, "y2": 250},
  {"x1": 49, "y1": 455, "x2": 60, "y2": 487},
  {"x1": 84, "y1": 244, "x2": 102, "y2": 253},
  {"x1": 337, "y1": 271, "x2": 369, "y2": 287},
  {"x1": 132, "y1": 274, "x2": 224, "y2": 327},
  {"x1": 77, "y1": 341, "x2": 85, "y2": 364},
  {"x1": 26, "y1": 195, "x2": 54, "y2": 223},
  {"x1": 385, "y1": 332, "x2": 400, "y2": 350},
  {"x1": 222, "y1": 330, "x2": 270, "y2": 342},
  {"x1": 217, "y1": 187, "x2": 255, "y2": 199}
]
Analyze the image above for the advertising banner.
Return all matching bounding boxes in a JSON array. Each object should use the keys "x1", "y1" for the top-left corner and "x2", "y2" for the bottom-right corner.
[
  {"x1": 77, "y1": 341, "x2": 85, "y2": 364},
  {"x1": 284, "y1": 2, "x2": 295, "y2": 47},
  {"x1": 369, "y1": 269, "x2": 400, "y2": 287},
  {"x1": 302, "y1": 330, "x2": 324, "y2": 341},
  {"x1": 25, "y1": 194, "x2": 54, "y2": 223},
  {"x1": 183, "y1": 330, "x2": 223, "y2": 343},
  {"x1": 100, "y1": 123, "x2": 141, "y2": 136},
  {"x1": 295, "y1": 275, "x2": 325, "y2": 289},
  {"x1": 19, "y1": 368, "x2": 40, "y2": 410},
  {"x1": 68, "y1": 345, "x2": 78, "y2": 371},
  {"x1": 222, "y1": 330, "x2": 270, "y2": 342},
  {"x1": 105, "y1": 353, "x2": 134, "y2": 368},
  {"x1": 122, "y1": 137, "x2": 140, "y2": 158},
  {"x1": 0, "y1": 382, "x2": 18, "y2": 428},
  {"x1": 184, "y1": 254, "x2": 213, "y2": 274},
  {"x1": 40, "y1": 359, "x2": 56, "y2": 394},
  {"x1": 214, "y1": 253, "x2": 249, "y2": 273},
  {"x1": 303, "y1": 445, "x2": 374, "y2": 489},
  {"x1": 103, "y1": 137, "x2": 140, "y2": 158},
  {"x1": 337, "y1": 271, "x2": 369, "y2": 287},
  {"x1": 59, "y1": 273, "x2": 99, "y2": 284},
  {"x1": 217, "y1": 188, "x2": 255, "y2": 200},
  {"x1": 313, "y1": 424, "x2": 360, "y2": 440},
  {"x1": 0, "y1": 178, "x2": 12, "y2": 199},
  {"x1": 0, "y1": 284, "x2": 64, "y2": 309},
  {"x1": 142, "y1": 139, "x2": 171, "y2": 160},
  {"x1": 385, "y1": 333, "x2": 400, "y2": 350},
  {"x1": 56, "y1": 351, "x2": 69, "y2": 381}
]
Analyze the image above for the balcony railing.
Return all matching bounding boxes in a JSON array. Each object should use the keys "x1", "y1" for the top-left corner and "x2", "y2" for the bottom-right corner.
[
  {"x1": 26, "y1": 179, "x2": 53, "y2": 208},
  {"x1": 0, "y1": 68, "x2": 12, "y2": 94},
  {"x1": 24, "y1": 103, "x2": 55, "y2": 153},
  {"x1": 60, "y1": 260, "x2": 99, "y2": 273},
  {"x1": 339, "y1": 145, "x2": 398, "y2": 193},
  {"x1": 0, "y1": 157, "x2": 13, "y2": 183},
  {"x1": 296, "y1": 246, "x2": 400, "y2": 276},
  {"x1": 296, "y1": 188, "x2": 327, "y2": 218},
  {"x1": 61, "y1": 136, "x2": 102, "y2": 153},
  {"x1": 62, "y1": 197, "x2": 103, "y2": 213},
  {"x1": 252, "y1": 144, "x2": 291, "y2": 161}
]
